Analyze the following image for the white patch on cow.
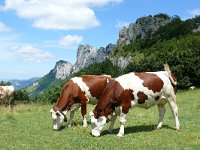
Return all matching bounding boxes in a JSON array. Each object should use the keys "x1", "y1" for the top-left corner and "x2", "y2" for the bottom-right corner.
[
  {"x1": 131, "y1": 100, "x2": 137, "y2": 107},
  {"x1": 102, "y1": 74, "x2": 111, "y2": 78},
  {"x1": 71, "y1": 77, "x2": 98, "y2": 104},
  {"x1": 83, "y1": 115, "x2": 88, "y2": 127}
]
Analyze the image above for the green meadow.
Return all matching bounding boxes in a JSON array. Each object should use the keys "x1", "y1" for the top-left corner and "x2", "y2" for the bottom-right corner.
[{"x1": 0, "y1": 89, "x2": 199, "y2": 150}]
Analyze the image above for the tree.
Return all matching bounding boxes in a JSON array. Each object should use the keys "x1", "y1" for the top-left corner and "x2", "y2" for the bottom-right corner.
[{"x1": 13, "y1": 90, "x2": 30, "y2": 103}]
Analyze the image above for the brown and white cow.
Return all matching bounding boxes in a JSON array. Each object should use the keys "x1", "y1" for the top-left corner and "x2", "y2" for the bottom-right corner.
[
  {"x1": 90, "y1": 64, "x2": 180, "y2": 137},
  {"x1": 50, "y1": 75, "x2": 112, "y2": 130},
  {"x1": 0, "y1": 85, "x2": 15, "y2": 111}
]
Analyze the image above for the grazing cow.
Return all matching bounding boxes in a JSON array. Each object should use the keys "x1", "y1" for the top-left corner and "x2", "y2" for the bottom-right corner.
[
  {"x1": 0, "y1": 85, "x2": 15, "y2": 111},
  {"x1": 50, "y1": 75, "x2": 112, "y2": 130},
  {"x1": 90, "y1": 64, "x2": 180, "y2": 137}
]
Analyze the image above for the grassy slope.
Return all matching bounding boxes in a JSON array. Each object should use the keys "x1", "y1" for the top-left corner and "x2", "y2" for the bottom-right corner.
[{"x1": 0, "y1": 89, "x2": 199, "y2": 150}]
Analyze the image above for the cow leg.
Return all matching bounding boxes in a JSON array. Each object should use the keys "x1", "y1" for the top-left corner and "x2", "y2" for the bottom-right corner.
[
  {"x1": 81, "y1": 99, "x2": 88, "y2": 127},
  {"x1": 117, "y1": 112, "x2": 127, "y2": 137},
  {"x1": 68, "y1": 110, "x2": 75, "y2": 128},
  {"x1": 157, "y1": 105, "x2": 166, "y2": 129},
  {"x1": 117, "y1": 105, "x2": 129, "y2": 137},
  {"x1": 117, "y1": 96, "x2": 131, "y2": 137},
  {"x1": 83, "y1": 115, "x2": 87, "y2": 127},
  {"x1": 108, "y1": 114, "x2": 117, "y2": 133},
  {"x1": 168, "y1": 96, "x2": 180, "y2": 130},
  {"x1": 68, "y1": 104, "x2": 80, "y2": 128},
  {"x1": 9, "y1": 97, "x2": 14, "y2": 112}
]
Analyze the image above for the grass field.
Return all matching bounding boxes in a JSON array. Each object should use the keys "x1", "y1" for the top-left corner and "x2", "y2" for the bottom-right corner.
[{"x1": 0, "y1": 89, "x2": 199, "y2": 150}]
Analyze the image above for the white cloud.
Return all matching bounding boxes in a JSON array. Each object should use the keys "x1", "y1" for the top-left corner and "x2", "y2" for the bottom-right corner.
[
  {"x1": 189, "y1": 8, "x2": 200, "y2": 17},
  {"x1": 1, "y1": 0, "x2": 123, "y2": 30},
  {"x1": 0, "y1": 21, "x2": 11, "y2": 32},
  {"x1": 59, "y1": 35, "x2": 83, "y2": 48},
  {"x1": 12, "y1": 45, "x2": 54, "y2": 63},
  {"x1": 115, "y1": 20, "x2": 129, "y2": 29}
]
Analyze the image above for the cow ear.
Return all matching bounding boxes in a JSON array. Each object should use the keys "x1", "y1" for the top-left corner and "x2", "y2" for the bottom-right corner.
[{"x1": 63, "y1": 110, "x2": 67, "y2": 115}]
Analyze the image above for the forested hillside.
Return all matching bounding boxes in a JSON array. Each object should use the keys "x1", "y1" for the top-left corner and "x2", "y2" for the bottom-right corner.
[{"x1": 34, "y1": 14, "x2": 200, "y2": 103}]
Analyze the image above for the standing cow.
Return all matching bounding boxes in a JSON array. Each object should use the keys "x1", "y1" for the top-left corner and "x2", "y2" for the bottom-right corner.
[
  {"x1": 90, "y1": 64, "x2": 180, "y2": 137},
  {"x1": 50, "y1": 75, "x2": 112, "y2": 130},
  {"x1": 0, "y1": 85, "x2": 15, "y2": 111}
]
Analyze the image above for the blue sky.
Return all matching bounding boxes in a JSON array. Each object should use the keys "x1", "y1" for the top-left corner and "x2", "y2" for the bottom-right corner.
[{"x1": 0, "y1": 0, "x2": 199, "y2": 80}]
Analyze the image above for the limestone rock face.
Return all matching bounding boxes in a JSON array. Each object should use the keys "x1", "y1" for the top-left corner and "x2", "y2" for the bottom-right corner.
[
  {"x1": 117, "y1": 16, "x2": 170, "y2": 46},
  {"x1": 53, "y1": 60, "x2": 73, "y2": 80},
  {"x1": 72, "y1": 44, "x2": 114, "y2": 73},
  {"x1": 109, "y1": 56, "x2": 131, "y2": 69}
]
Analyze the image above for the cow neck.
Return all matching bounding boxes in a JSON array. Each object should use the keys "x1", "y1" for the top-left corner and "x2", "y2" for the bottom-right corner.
[
  {"x1": 53, "y1": 81, "x2": 73, "y2": 112},
  {"x1": 54, "y1": 92, "x2": 71, "y2": 112},
  {"x1": 94, "y1": 80, "x2": 117, "y2": 118}
]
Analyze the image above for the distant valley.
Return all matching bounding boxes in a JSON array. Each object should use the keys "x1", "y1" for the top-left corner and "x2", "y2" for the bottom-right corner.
[{"x1": 9, "y1": 77, "x2": 40, "y2": 90}]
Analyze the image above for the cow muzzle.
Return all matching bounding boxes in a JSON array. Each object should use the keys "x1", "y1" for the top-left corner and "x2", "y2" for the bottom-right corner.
[{"x1": 90, "y1": 115, "x2": 107, "y2": 137}]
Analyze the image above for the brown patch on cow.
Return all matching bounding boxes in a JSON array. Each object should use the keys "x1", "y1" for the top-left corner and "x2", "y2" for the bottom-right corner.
[
  {"x1": 135, "y1": 73, "x2": 164, "y2": 93},
  {"x1": 119, "y1": 89, "x2": 134, "y2": 114},
  {"x1": 82, "y1": 75, "x2": 111, "y2": 99},
  {"x1": 137, "y1": 91, "x2": 148, "y2": 104}
]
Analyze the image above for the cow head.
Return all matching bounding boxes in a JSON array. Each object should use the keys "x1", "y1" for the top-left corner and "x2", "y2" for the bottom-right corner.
[
  {"x1": 0, "y1": 87, "x2": 6, "y2": 99},
  {"x1": 50, "y1": 109, "x2": 67, "y2": 130},
  {"x1": 90, "y1": 105, "x2": 116, "y2": 137},
  {"x1": 90, "y1": 111, "x2": 107, "y2": 137}
]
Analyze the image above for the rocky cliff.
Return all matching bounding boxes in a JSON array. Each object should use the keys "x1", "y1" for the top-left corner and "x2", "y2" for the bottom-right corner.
[
  {"x1": 117, "y1": 16, "x2": 170, "y2": 46},
  {"x1": 53, "y1": 60, "x2": 73, "y2": 80},
  {"x1": 72, "y1": 44, "x2": 114, "y2": 73}
]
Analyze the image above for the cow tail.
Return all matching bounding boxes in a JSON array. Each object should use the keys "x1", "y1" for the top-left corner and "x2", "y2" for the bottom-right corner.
[{"x1": 163, "y1": 64, "x2": 177, "y2": 86}]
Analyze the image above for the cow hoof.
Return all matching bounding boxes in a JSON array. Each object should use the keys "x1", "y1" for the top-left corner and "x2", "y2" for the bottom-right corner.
[
  {"x1": 117, "y1": 133, "x2": 123, "y2": 138},
  {"x1": 91, "y1": 129, "x2": 100, "y2": 137},
  {"x1": 83, "y1": 124, "x2": 88, "y2": 128},
  {"x1": 155, "y1": 127, "x2": 161, "y2": 131},
  {"x1": 176, "y1": 129, "x2": 180, "y2": 132}
]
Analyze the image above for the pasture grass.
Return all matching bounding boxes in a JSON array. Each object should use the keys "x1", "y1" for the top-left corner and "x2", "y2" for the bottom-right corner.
[{"x1": 0, "y1": 89, "x2": 199, "y2": 150}]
